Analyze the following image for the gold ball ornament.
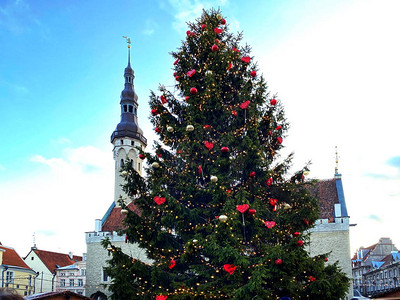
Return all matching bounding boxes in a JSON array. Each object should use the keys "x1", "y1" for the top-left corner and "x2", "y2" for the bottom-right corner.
[
  {"x1": 121, "y1": 170, "x2": 128, "y2": 176},
  {"x1": 219, "y1": 215, "x2": 228, "y2": 222},
  {"x1": 210, "y1": 175, "x2": 218, "y2": 182},
  {"x1": 193, "y1": 239, "x2": 198, "y2": 243},
  {"x1": 121, "y1": 209, "x2": 129, "y2": 214},
  {"x1": 167, "y1": 126, "x2": 174, "y2": 132},
  {"x1": 216, "y1": 13, "x2": 222, "y2": 20},
  {"x1": 303, "y1": 170, "x2": 310, "y2": 175},
  {"x1": 186, "y1": 125, "x2": 194, "y2": 132},
  {"x1": 152, "y1": 162, "x2": 160, "y2": 168}
]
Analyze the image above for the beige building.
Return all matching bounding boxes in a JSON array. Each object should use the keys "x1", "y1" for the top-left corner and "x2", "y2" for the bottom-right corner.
[
  {"x1": 55, "y1": 259, "x2": 87, "y2": 295},
  {"x1": 308, "y1": 170, "x2": 354, "y2": 299}
]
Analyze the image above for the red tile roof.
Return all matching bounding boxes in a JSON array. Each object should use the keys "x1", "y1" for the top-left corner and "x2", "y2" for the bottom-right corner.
[
  {"x1": 33, "y1": 250, "x2": 82, "y2": 273},
  {"x1": 0, "y1": 245, "x2": 32, "y2": 270},
  {"x1": 309, "y1": 179, "x2": 339, "y2": 221},
  {"x1": 102, "y1": 201, "x2": 139, "y2": 232}
]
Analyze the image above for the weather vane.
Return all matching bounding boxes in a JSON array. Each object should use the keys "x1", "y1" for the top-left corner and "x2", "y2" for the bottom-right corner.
[{"x1": 122, "y1": 36, "x2": 131, "y2": 48}]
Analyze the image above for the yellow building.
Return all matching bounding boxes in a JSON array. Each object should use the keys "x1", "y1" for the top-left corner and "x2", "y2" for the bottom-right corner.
[{"x1": 0, "y1": 244, "x2": 36, "y2": 296}]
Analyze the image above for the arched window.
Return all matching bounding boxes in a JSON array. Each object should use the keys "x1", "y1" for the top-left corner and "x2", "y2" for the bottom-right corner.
[
  {"x1": 123, "y1": 105, "x2": 127, "y2": 112},
  {"x1": 130, "y1": 159, "x2": 133, "y2": 167},
  {"x1": 128, "y1": 105, "x2": 133, "y2": 113},
  {"x1": 120, "y1": 159, "x2": 124, "y2": 167}
]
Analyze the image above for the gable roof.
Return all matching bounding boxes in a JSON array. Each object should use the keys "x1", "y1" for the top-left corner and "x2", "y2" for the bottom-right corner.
[
  {"x1": 0, "y1": 245, "x2": 32, "y2": 270},
  {"x1": 32, "y1": 249, "x2": 82, "y2": 273},
  {"x1": 102, "y1": 201, "x2": 139, "y2": 232}
]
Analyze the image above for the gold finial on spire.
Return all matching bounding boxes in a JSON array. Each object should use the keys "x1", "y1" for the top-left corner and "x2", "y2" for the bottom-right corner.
[
  {"x1": 335, "y1": 146, "x2": 340, "y2": 176},
  {"x1": 122, "y1": 36, "x2": 131, "y2": 48}
]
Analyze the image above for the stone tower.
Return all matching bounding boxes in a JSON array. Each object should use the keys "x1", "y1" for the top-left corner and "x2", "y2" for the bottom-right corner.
[{"x1": 110, "y1": 45, "x2": 147, "y2": 206}]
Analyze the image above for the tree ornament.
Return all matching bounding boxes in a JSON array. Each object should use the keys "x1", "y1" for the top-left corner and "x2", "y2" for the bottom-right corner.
[
  {"x1": 216, "y1": 13, "x2": 223, "y2": 20},
  {"x1": 249, "y1": 171, "x2": 256, "y2": 178},
  {"x1": 266, "y1": 177, "x2": 273, "y2": 186},
  {"x1": 214, "y1": 28, "x2": 222, "y2": 34},
  {"x1": 152, "y1": 162, "x2": 160, "y2": 168},
  {"x1": 211, "y1": 44, "x2": 219, "y2": 52},
  {"x1": 175, "y1": 75, "x2": 180, "y2": 81},
  {"x1": 221, "y1": 146, "x2": 229, "y2": 153},
  {"x1": 297, "y1": 240, "x2": 304, "y2": 246},
  {"x1": 275, "y1": 258, "x2": 282, "y2": 265},
  {"x1": 186, "y1": 30, "x2": 193, "y2": 36},
  {"x1": 156, "y1": 295, "x2": 168, "y2": 300},
  {"x1": 168, "y1": 259, "x2": 176, "y2": 269},
  {"x1": 205, "y1": 70, "x2": 213, "y2": 76},
  {"x1": 190, "y1": 87, "x2": 198, "y2": 94},
  {"x1": 232, "y1": 47, "x2": 240, "y2": 52},
  {"x1": 121, "y1": 170, "x2": 128, "y2": 176},
  {"x1": 250, "y1": 70, "x2": 257, "y2": 77},
  {"x1": 226, "y1": 189, "x2": 232, "y2": 196},
  {"x1": 204, "y1": 141, "x2": 214, "y2": 150},
  {"x1": 210, "y1": 175, "x2": 218, "y2": 182},
  {"x1": 248, "y1": 209, "x2": 256, "y2": 215},
  {"x1": 277, "y1": 137, "x2": 283, "y2": 144},
  {"x1": 293, "y1": 232, "x2": 300, "y2": 237},
  {"x1": 198, "y1": 165, "x2": 203, "y2": 174},
  {"x1": 201, "y1": 24, "x2": 206, "y2": 30},
  {"x1": 241, "y1": 56, "x2": 251, "y2": 63},
  {"x1": 139, "y1": 154, "x2": 146, "y2": 160},
  {"x1": 221, "y1": 18, "x2": 226, "y2": 25},
  {"x1": 203, "y1": 124, "x2": 211, "y2": 129},
  {"x1": 240, "y1": 100, "x2": 250, "y2": 109},
  {"x1": 173, "y1": 58, "x2": 179, "y2": 65},
  {"x1": 223, "y1": 264, "x2": 236, "y2": 275},
  {"x1": 157, "y1": 153, "x2": 162, "y2": 158},
  {"x1": 232, "y1": 110, "x2": 237, "y2": 116},
  {"x1": 270, "y1": 98, "x2": 277, "y2": 105},
  {"x1": 151, "y1": 109, "x2": 158, "y2": 116},
  {"x1": 324, "y1": 257, "x2": 329, "y2": 262},
  {"x1": 155, "y1": 127, "x2": 161, "y2": 133},
  {"x1": 153, "y1": 196, "x2": 166, "y2": 205},
  {"x1": 219, "y1": 215, "x2": 228, "y2": 222},
  {"x1": 167, "y1": 126, "x2": 174, "y2": 132},
  {"x1": 236, "y1": 204, "x2": 249, "y2": 213},
  {"x1": 186, "y1": 124, "x2": 194, "y2": 131},
  {"x1": 304, "y1": 219, "x2": 309, "y2": 225},
  {"x1": 160, "y1": 95, "x2": 167, "y2": 104},
  {"x1": 265, "y1": 221, "x2": 276, "y2": 228},
  {"x1": 276, "y1": 125, "x2": 282, "y2": 130},
  {"x1": 185, "y1": 96, "x2": 189, "y2": 101},
  {"x1": 187, "y1": 69, "x2": 196, "y2": 77},
  {"x1": 269, "y1": 198, "x2": 278, "y2": 206},
  {"x1": 121, "y1": 209, "x2": 129, "y2": 214},
  {"x1": 228, "y1": 62, "x2": 232, "y2": 70},
  {"x1": 215, "y1": 38, "x2": 220, "y2": 43},
  {"x1": 309, "y1": 276, "x2": 316, "y2": 282},
  {"x1": 192, "y1": 239, "x2": 198, "y2": 243}
]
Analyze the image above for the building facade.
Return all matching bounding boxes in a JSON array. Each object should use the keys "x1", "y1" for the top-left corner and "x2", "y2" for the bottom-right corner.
[
  {"x1": 55, "y1": 259, "x2": 86, "y2": 295},
  {"x1": 307, "y1": 170, "x2": 354, "y2": 299},
  {"x1": 352, "y1": 237, "x2": 399, "y2": 297},
  {"x1": 85, "y1": 46, "x2": 149, "y2": 299},
  {"x1": 24, "y1": 247, "x2": 82, "y2": 294}
]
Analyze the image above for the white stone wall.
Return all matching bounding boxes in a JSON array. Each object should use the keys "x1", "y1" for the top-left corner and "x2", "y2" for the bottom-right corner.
[
  {"x1": 308, "y1": 218, "x2": 353, "y2": 299},
  {"x1": 23, "y1": 251, "x2": 54, "y2": 293}
]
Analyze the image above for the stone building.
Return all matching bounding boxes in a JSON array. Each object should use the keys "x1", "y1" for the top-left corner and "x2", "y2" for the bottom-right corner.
[
  {"x1": 352, "y1": 237, "x2": 399, "y2": 296},
  {"x1": 307, "y1": 168, "x2": 354, "y2": 299},
  {"x1": 85, "y1": 45, "x2": 149, "y2": 299}
]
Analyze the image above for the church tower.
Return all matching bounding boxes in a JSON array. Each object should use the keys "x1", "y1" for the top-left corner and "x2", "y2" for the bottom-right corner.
[{"x1": 110, "y1": 41, "x2": 147, "y2": 206}]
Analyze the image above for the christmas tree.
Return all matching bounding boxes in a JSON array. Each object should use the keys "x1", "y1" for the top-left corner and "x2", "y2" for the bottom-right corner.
[{"x1": 103, "y1": 9, "x2": 349, "y2": 300}]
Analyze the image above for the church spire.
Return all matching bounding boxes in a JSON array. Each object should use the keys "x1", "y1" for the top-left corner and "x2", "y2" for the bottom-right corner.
[
  {"x1": 334, "y1": 146, "x2": 341, "y2": 179},
  {"x1": 110, "y1": 38, "x2": 147, "y2": 206}
]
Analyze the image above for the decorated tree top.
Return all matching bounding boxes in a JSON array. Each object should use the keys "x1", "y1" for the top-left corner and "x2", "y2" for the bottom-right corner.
[{"x1": 103, "y1": 8, "x2": 349, "y2": 300}]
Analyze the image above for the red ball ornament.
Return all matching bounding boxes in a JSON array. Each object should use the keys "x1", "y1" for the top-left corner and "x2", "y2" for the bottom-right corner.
[
  {"x1": 231, "y1": 110, "x2": 237, "y2": 116},
  {"x1": 270, "y1": 98, "x2": 277, "y2": 105},
  {"x1": 155, "y1": 127, "x2": 161, "y2": 133},
  {"x1": 232, "y1": 47, "x2": 240, "y2": 53},
  {"x1": 248, "y1": 209, "x2": 256, "y2": 215},
  {"x1": 175, "y1": 75, "x2": 180, "y2": 81},
  {"x1": 293, "y1": 232, "x2": 300, "y2": 237},
  {"x1": 160, "y1": 95, "x2": 167, "y2": 104},
  {"x1": 221, "y1": 146, "x2": 229, "y2": 153},
  {"x1": 185, "y1": 96, "x2": 189, "y2": 101},
  {"x1": 249, "y1": 171, "x2": 256, "y2": 178},
  {"x1": 304, "y1": 219, "x2": 309, "y2": 225},
  {"x1": 241, "y1": 56, "x2": 251, "y2": 63},
  {"x1": 203, "y1": 124, "x2": 211, "y2": 129},
  {"x1": 214, "y1": 28, "x2": 222, "y2": 34},
  {"x1": 221, "y1": 18, "x2": 226, "y2": 25},
  {"x1": 275, "y1": 258, "x2": 282, "y2": 265},
  {"x1": 309, "y1": 276, "x2": 316, "y2": 282},
  {"x1": 324, "y1": 257, "x2": 329, "y2": 262},
  {"x1": 186, "y1": 30, "x2": 192, "y2": 36},
  {"x1": 226, "y1": 189, "x2": 232, "y2": 196},
  {"x1": 139, "y1": 154, "x2": 146, "y2": 160},
  {"x1": 276, "y1": 125, "x2": 282, "y2": 130},
  {"x1": 151, "y1": 109, "x2": 158, "y2": 116},
  {"x1": 212, "y1": 44, "x2": 219, "y2": 52},
  {"x1": 190, "y1": 87, "x2": 198, "y2": 95},
  {"x1": 266, "y1": 177, "x2": 273, "y2": 186},
  {"x1": 250, "y1": 70, "x2": 257, "y2": 77},
  {"x1": 297, "y1": 240, "x2": 304, "y2": 246},
  {"x1": 277, "y1": 137, "x2": 283, "y2": 144},
  {"x1": 156, "y1": 296, "x2": 168, "y2": 300},
  {"x1": 201, "y1": 24, "x2": 207, "y2": 30}
]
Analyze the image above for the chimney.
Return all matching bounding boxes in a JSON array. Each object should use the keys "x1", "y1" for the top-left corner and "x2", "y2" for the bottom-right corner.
[{"x1": 95, "y1": 219, "x2": 102, "y2": 232}]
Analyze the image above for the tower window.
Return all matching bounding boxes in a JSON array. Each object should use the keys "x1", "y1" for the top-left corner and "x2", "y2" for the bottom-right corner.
[
  {"x1": 120, "y1": 159, "x2": 124, "y2": 167},
  {"x1": 134, "y1": 107, "x2": 137, "y2": 114},
  {"x1": 131, "y1": 141, "x2": 134, "y2": 146},
  {"x1": 128, "y1": 105, "x2": 133, "y2": 113},
  {"x1": 121, "y1": 139, "x2": 124, "y2": 145},
  {"x1": 123, "y1": 105, "x2": 127, "y2": 112}
]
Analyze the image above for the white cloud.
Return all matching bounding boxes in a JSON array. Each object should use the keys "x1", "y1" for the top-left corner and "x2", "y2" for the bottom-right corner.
[{"x1": 0, "y1": 145, "x2": 114, "y2": 255}]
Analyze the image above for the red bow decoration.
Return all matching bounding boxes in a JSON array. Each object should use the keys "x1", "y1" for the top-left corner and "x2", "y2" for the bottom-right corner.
[
  {"x1": 156, "y1": 296, "x2": 168, "y2": 300},
  {"x1": 201, "y1": 24, "x2": 206, "y2": 30},
  {"x1": 240, "y1": 100, "x2": 250, "y2": 109},
  {"x1": 204, "y1": 141, "x2": 214, "y2": 150},
  {"x1": 160, "y1": 95, "x2": 167, "y2": 104},
  {"x1": 187, "y1": 69, "x2": 196, "y2": 77},
  {"x1": 155, "y1": 127, "x2": 161, "y2": 133},
  {"x1": 232, "y1": 47, "x2": 240, "y2": 52},
  {"x1": 223, "y1": 264, "x2": 237, "y2": 275},
  {"x1": 275, "y1": 125, "x2": 282, "y2": 130},
  {"x1": 241, "y1": 56, "x2": 251, "y2": 63},
  {"x1": 154, "y1": 196, "x2": 166, "y2": 205},
  {"x1": 309, "y1": 276, "x2": 316, "y2": 282},
  {"x1": 226, "y1": 189, "x2": 232, "y2": 196},
  {"x1": 265, "y1": 221, "x2": 276, "y2": 228},
  {"x1": 232, "y1": 110, "x2": 237, "y2": 116},
  {"x1": 236, "y1": 204, "x2": 249, "y2": 213},
  {"x1": 214, "y1": 28, "x2": 222, "y2": 34},
  {"x1": 151, "y1": 109, "x2": 158, "y2": 116},
  {"x1": 266, "y1": 177, "x2": 273, "y2": 186},
  {"x1": 203, "y1": 124, "x2": 211, "y2": 129},
  {"x1": 277, "y1": 137, "x2": 283, "y2": 144},
  {"x1": 168, "y1": 259, "x2": 176, "y2": 269},
  {"x1": 269, "y1": 198, "x2": 278, "y2": 206},
  {"x1": 249, "y1": 171, "x2": 256, "y2": 178}
]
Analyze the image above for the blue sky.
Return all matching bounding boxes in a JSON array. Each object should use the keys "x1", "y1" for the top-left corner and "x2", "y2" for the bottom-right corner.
[{"x1": 1, "y1": 0, "x2": 399, "y2": 257}]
